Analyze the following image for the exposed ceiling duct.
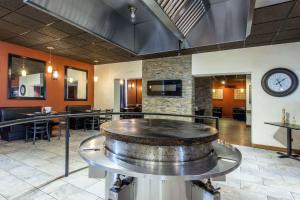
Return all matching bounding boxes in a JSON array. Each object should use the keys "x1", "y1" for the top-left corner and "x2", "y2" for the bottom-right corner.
[
  {"x1": 154, "y1": 0, "x2": 210, "y2": 37},
  {"x1": 24, "y1": 0, "x2": 254, "y2": 56}
]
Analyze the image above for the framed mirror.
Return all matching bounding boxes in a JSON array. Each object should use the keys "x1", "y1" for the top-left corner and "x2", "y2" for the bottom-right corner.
[
  {"x1": 8, "y1": 54, "x2": 46, "y2": 99},
  {"x1": 64, "y1": 66, "x2": 88, "y2": 101}
]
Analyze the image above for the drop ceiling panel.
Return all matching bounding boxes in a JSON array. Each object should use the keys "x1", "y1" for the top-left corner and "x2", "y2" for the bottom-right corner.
[
  {"x1": 0, "y1": 6, "x2": 10, "y2": 17},
  {"x1": 253, "y1": 1, "x2": 294, "y2": 24},
  {"x1": 289, "y1": 1, "x2": 300, "y2": 17},
  {"x1": 2, "y1": 12, "x2": 44, "y2": 28},
  {"x1": 255, "y1": 0, "x2": 292, "y2": 8},
  {"x1": 16, "y1": 5, "x2": 59, "y2": 25},
  {"x1": 0, "y1": 0, "x2": 23, "y2": 11}
]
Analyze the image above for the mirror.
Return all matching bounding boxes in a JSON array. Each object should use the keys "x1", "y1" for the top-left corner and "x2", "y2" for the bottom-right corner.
[
  {"x1": 8, "y1": 54, "x2": 46, "y2": 99},
  {"x1": 65, "y1": 66, "x2": 88, "y2": 100}
]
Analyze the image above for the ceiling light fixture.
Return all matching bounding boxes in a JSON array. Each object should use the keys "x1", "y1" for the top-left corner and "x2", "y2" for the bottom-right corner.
[
  {"x1": 120, "y1": 79, "x2": 124, "y2": 85},
  {"x1": 46, "y1": 46, "x2": 55, "y2": 74},
  {"x1": 69, "y1": 77, "x2": 74, "y2": 83},
  {"x1": 221, "y1": 80, "x2": 226, "y2": 85},
  {"x1": 128, "y1": 5, "x2": 137, "y2": 23}
]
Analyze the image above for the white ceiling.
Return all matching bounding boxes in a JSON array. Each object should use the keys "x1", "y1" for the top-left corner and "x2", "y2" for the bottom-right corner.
[{"x1": 255, "y1": 0, "x2": 292, "y2": 8}]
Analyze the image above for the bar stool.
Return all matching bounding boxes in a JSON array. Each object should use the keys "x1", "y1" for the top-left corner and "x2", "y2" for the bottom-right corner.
[{"x1": 58, "y1": 117, "x2": 68, "y2": 139}]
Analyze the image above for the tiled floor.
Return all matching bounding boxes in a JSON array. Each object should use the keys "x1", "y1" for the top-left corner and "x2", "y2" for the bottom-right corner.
[{"x1": 0, "y1": 131, "x2": 300, "y2": 200}]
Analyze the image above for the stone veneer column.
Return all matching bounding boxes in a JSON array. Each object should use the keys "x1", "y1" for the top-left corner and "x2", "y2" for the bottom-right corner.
[
  {"x1": 194, "y1": 77, "x2": 212, "y2": 116},
  {"x1": 142, "y1": 55, "x2": 194, "y2": 121}
]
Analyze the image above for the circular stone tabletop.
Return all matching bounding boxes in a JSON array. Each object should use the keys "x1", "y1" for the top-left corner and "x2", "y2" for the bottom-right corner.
[{"x1": 100, "y1": 119, "x2": 218, "y2": 146}]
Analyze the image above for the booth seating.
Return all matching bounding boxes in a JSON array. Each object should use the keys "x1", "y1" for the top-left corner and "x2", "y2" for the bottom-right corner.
[
  {"x1": 195, "y1": 109, "x2": 205, "y2": 123},
  {"x1": 121, "y1": 105, "x2": 142, "y2": 119},
  {"x1": 0, "y1": 107, "x2": 41, "y2": 141},
  {"x1": 212, "y1": 107, "x2": 223, "y2": 118},
  {"x1": 66, "y1": 105, "x2": 91, "y2": 130},
  {"x1": 232, "y1": 107, "x2": 246, "y2": 121}
]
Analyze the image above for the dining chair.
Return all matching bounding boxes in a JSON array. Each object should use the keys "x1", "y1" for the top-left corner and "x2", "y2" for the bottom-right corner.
[{"x1": 26, "y1": 120, "x2": 50, "y2": 145}]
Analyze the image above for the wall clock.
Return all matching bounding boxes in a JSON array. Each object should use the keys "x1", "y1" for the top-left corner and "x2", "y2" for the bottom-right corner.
[
  {"x1": 20, "y1": 85, "x2": 26, "y2": 96},
  {"x1": 261, "y1": 68, "x2": 298, "y2": 97}
]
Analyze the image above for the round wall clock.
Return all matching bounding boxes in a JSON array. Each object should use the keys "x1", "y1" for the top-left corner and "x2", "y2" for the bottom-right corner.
[
  {"x1": 261, "y1": 68, "x2": 298, "y2": 97},
  {"x1": 20, "y1": 85, "x2": 26, "y2": 96}
]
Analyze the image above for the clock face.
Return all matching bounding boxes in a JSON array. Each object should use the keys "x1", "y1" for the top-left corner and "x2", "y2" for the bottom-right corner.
[
  {"x1": 267, "y1": 73, "x2": 292, "y2": 92},
  {"x1": 262, "y1": 68, "x2": 298, "y2": 97}
]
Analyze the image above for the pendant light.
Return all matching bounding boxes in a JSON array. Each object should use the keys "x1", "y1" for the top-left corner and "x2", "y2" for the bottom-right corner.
[
  {"x1": 46, "y1": 47, "x2": 54, "y2": 74},
  {"x1": 52, "y1": 70, "x2": 59, "y2": 80},
  {"x1": 21, "y1": 57, "x2": 27, "y2": 77}
]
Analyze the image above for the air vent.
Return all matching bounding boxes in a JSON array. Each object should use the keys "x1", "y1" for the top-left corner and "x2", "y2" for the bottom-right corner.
[{"x1": 155, "y1": 0, "x2": 210, "y2": 36}]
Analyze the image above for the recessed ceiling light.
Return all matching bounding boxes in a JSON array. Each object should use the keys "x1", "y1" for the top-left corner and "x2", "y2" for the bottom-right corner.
[{"x1": 94, "y1": 60, "x2": 99, "y2": 63}]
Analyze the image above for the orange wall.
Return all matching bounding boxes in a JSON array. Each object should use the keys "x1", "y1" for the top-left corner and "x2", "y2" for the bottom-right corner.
[
  {"x1": 127, "y1": 79, "x2": 142, "y2": 106},
  {"x1": 0, "y1": 41, "x2": 94, "y2": 112},
  {"x1": 212, "y1": 80, "x2": 246, "y2": 118}
]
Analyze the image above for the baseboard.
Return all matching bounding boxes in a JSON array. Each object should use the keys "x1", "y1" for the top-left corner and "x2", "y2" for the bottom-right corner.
[{"x1": 252, "y1": 143, "x2": 300, "y2": 154}]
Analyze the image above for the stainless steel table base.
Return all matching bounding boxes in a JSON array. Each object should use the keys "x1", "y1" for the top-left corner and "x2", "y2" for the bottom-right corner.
[{"x1": 103, "y1": 172, "x2": 220, "y2": 200}]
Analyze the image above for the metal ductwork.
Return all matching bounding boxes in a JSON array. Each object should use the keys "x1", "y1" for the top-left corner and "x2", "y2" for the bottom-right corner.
[
  {"x1": 155, "y1": 0, "x2": 210, "y2": 37},
  {"x1": 24, "y1": 0, "x2": 254, "y2": 55}
]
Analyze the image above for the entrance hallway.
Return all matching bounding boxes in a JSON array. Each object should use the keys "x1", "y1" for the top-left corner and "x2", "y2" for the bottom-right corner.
[{"x1": 218, "y1": 118, "x2": 251, "y2": 147}]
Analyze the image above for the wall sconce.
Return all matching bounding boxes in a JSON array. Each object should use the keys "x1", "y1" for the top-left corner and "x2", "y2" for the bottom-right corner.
[
  {"x1": 94, "y1": 76, "x2": 98, "y2": 82},
  {"x1": 221, "y1": 80, "x2": 226, "y2": 85},
  {"x1": 120, "y1": 79, "x2": 124, "y2": 85},
  {"x1": 212, "y1": 89, "x2": 216, "y2": 93},
  {"x1": 46, "y1": 46, "x2": 54, "y2": 74},
  {"x1": 69, "y1": 77, "x2": 74, "y2": 83},
  {"x1": 52, "y1": 70, "x2": 59, "y2": 80},
  {"x1": 128, "y1": 82, "x2": 135, "y2": 88},
  {"x1": 240, "y1": 88, "x2": 245, "y2": 93}
]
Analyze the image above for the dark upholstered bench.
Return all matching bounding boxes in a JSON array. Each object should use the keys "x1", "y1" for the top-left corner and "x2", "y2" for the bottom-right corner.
[
  {"x1": 66, "y1": 105, "x2": 91, "y2": 130},
  {"x1": 0, "y1": 107, "x2": 41, "y2": 141}
]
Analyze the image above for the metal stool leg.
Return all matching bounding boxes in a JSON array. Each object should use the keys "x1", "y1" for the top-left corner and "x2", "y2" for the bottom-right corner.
[
  {"x1": 33, "y1": 123, "x2": 36, "y2": 145},
  {"x1": 59, "y1": 125, "x2": 62, "y2": 140},
  {"x1": 47, "y1": 123, "x2": 50, "y2": 142}
]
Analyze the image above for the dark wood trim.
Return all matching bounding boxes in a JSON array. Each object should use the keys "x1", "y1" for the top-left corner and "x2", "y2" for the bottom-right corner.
[
  {"x1": 8, "y1": 53, "x2": 47, "y2": 100},
  {"x1": 252, "y1": 143, "x2": 300, "y2": 154},
  {"x1": 64, "y1": 66, "x2": 88, "y2": 101}
]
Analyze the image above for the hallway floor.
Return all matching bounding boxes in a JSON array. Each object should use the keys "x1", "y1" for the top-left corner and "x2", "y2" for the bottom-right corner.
[{"x1": 218, "y1": 118, "x2": 252, "y2": 146}]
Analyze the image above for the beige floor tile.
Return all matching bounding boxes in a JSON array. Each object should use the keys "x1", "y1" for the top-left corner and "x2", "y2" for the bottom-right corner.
[
  {"x1": 292, "y1": 192, "x2": 300, "y2": 200},
  {"x1": 85, "y1": 180, "x2": 106, "y2": 199},
  {"x1": 40, "y1": 180, "x2": 69, "y2": 194},
  {"x1": 13, "y1": 190, "x2": 55, "y2": 200},
  {"x1": 0, "y1": 175, "x2": 34, "y2": 199},
  {"x1": 49, "y1": 183, "x2": 98, "y2": 200}
]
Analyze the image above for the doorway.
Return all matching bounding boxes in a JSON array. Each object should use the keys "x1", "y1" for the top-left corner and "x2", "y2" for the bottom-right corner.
[{"x1": 194, "y1": 74, "x2": 252, "y2": 146}]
